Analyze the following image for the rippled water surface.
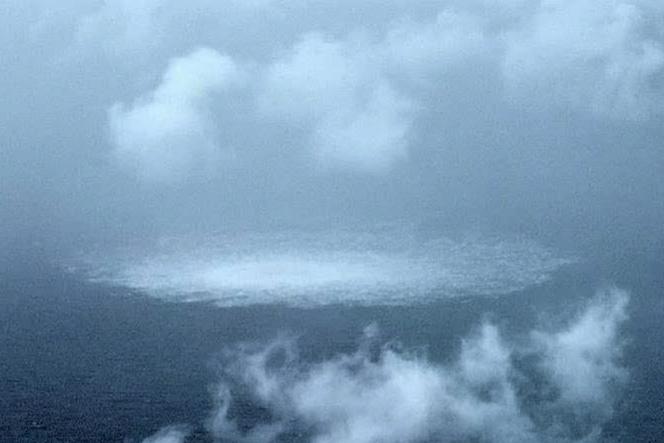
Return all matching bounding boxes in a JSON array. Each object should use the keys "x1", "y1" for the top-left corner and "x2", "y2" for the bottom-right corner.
[{"x1": 68, "y1": 226, "x2": 572, "y2": 307}]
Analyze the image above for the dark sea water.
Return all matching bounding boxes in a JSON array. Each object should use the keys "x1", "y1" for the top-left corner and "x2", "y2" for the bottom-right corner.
[{"x1": 1, "y1": 245, "x2": 663, "y2": 442}]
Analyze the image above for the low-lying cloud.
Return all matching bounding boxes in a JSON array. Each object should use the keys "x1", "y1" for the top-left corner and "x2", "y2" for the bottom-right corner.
[{"x1": 138, "y1": 287, "x2": 628, "y2": 443}]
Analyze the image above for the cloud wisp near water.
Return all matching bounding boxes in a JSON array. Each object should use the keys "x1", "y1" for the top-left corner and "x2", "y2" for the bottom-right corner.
[
  {"x1": 70, "y1": 226, "x2": 572, "y2": 307},
  {"x1": 137, "y1": 287, "x2": 629, "y2": 443}
]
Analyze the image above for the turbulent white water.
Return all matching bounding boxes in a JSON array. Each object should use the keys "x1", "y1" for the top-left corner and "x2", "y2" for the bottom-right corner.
[{"x1": 70, "y1": 226, "x2": 573, "y2": 307}]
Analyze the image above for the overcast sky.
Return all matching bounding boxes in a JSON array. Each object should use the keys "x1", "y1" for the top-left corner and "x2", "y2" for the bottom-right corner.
[{"x1": 2, "y1": 0, "x2": 663, "y2": 250}]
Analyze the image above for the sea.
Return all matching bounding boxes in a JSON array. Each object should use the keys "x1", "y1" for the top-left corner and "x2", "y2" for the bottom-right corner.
[{"x1": 1, "y1": 224, "x2": 663, "y2": 442}]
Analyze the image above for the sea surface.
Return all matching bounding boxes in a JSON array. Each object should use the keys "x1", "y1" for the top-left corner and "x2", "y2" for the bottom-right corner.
[{"x1": 1, "y1": 228, "x2": 663, "y2": 442}]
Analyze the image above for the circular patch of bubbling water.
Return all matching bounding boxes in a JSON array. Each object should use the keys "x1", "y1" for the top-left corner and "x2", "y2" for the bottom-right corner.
[{"x1": 69, "y1": 226, "x2": 573, "y2": 307}]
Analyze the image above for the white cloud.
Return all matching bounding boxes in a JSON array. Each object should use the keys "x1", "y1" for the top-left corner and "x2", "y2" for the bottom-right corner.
[
  {"x1": 80, "y1": 0, "x2": 664, "y2": 126},
  {"x1": 535, "y1": 287, "x2": 628, "y2": 407},
  {"x1": 259, "y1": 33, "x2": 415, "y2": 173},
  {"x1": 203, "y1": 288, "x2": 629, "y2": 443},
  {"x1": 254, "y1": 11, "x2": 490, "y2": 173},
  {"x1": 61, "y1": 0, "x2": 663, "y2": 196},
  {"x1": 108, "y1": 47, "x2": 240, "y2": 183},
  {"x1": 502, "y1": 0, "x2": 664, "y2": 119},
  {"x1": 94, "y1": 0, "x2": 664, "y2": 184},
  {"x1": 141, "y1": 425, "x2": 190, "y2": 443}
]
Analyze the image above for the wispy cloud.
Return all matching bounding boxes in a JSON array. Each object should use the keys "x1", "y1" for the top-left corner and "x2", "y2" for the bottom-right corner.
[
  {"x1": 136, "y1": 288, "x2": 628, "y2": 443},
  {"x1": 141, "y1": 425, "x2": 190, "y2": 443}
]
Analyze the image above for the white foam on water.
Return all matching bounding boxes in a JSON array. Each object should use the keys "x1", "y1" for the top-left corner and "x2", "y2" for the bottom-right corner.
[{"x1": 69, "y1": 226, "x2": 573, "y2": 307}]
